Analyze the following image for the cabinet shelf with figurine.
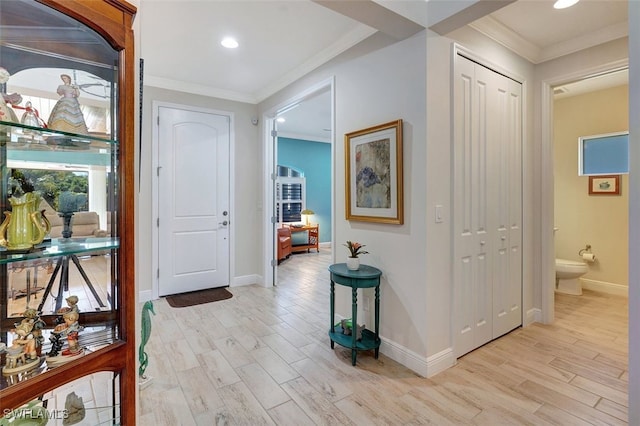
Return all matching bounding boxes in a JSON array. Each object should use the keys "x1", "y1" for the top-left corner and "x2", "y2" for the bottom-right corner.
[{"x1": 0, "y1": 0, "x2": 136, "y2": 423}]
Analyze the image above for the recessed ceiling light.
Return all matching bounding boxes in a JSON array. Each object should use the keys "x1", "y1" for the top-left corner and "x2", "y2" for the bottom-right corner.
[
  {"x1": 553, "y1": 0, "x2": 579, "y2": 9},
  {"x1": 221, "y1": 37, "x2": 239, "y2": 49},
  {"x1": 276, "y1": 117, "x2": 286, "y2": 123}
]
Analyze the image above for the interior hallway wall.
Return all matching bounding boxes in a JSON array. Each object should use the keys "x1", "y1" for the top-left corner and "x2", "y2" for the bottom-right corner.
[
  {"x1": 260, "y1": 32, "x2": 430, "y2": 373},
  {"x1": 554, "y1": 85, "x2": 629, "y2": 291}
]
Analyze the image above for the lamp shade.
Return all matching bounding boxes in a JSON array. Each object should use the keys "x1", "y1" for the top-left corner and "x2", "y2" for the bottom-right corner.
[{"x1": 301, "y1": 209, "x2": 314, "y2": 225}]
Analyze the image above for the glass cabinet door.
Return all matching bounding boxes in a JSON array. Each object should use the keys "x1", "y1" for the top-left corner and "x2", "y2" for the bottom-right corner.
[{"x1": 0, "y1": 0, "x2": 135, "y2": 420}]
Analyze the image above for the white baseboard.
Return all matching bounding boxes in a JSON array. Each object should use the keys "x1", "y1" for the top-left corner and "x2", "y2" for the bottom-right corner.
[
  {"x1": 232, "y1": 274, "x2": 262, "y2": 287},
  {"x1": 379, "y1": 336, "x2": 455, "y2": 378},
  {"x1": 139, "y1": 289, "x2": 153, "y2": 303},
  {"x1": 525, "y1": 308, "x2": 541, "y2": 326},
  {"x1": 425, "y1": 347, "x2": 456, "y2": 377},
  {"x1": 581, "y1": 278, "x2": 628, "y2": 297}
]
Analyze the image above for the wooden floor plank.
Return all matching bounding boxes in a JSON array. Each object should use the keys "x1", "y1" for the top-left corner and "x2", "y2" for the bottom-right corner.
[{"x1": 138, "y1": 250, "x2": 628, "y2": 425}]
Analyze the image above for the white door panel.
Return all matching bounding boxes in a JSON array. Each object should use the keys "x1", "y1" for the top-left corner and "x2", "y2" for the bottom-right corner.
[
  {"x1": 158, "y1": 107, "x2": 230, "y2": 296},
  {"x1": 454, "y1": 54, "x2": 522, "y2": 357}
]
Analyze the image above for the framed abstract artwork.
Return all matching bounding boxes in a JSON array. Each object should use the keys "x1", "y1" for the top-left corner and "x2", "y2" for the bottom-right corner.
[{"x1": 345, "y1": 119, "x2": 403, "y2": 224}]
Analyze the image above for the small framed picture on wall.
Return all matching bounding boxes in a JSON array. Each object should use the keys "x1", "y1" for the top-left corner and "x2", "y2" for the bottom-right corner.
[{"x1": 588, "y1": 175, "x2": 620, "y2": 195}]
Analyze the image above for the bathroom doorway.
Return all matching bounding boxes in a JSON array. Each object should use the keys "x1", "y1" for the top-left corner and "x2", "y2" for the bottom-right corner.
[{"x1": 550, "y1": 67, "x2": 629, "y2": 306}]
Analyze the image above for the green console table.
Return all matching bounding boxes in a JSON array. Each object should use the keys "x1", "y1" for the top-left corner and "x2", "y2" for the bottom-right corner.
[{"x1": 328, "y1": 263, "x2": 382, "y2": 365}]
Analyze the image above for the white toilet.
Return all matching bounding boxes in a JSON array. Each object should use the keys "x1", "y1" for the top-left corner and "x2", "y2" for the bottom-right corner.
[{"x1": 555, "y1": 258, "x2": 588, "y2": 295}]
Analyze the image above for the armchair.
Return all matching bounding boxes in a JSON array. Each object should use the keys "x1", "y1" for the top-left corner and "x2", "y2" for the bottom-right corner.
[{"x1": 277, "y1": 227, "x2": 292, "y2": 262}]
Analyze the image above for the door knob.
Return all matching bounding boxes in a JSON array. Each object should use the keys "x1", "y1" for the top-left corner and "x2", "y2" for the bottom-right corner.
[{"x1": 219, "y1": 220, "x2": 228, "y2": 226}]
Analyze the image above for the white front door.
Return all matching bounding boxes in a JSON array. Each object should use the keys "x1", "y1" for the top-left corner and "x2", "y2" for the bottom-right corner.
[{"x1": 157, "y1": 106, "x2": 230, "y2": 296}]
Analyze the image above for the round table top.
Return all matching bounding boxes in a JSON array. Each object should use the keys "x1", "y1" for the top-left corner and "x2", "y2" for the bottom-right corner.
[{"x1": 328, "y1": 263, "x2": 382, "y2": 278}]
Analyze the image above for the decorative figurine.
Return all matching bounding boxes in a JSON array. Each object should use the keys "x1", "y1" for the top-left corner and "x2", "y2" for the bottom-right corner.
[
  {"x1": 14, "y1": 308, "x2": 46, "y2": 356},
  {"x1": 2, "y1": 320, "x2": 44, "y2": 375},
  {"x1": 20, "y1": 100, "x2": 45, "y2": 128},
  {"x1": 64, "y1": 392, "x2": 86, "y2": 425},
  {"x1": 0, "y1": 66, "x2": 22, "y2": 124},
  {"x1": 47, "y1": 73, "x2": 88, "y2": 135},
  {"x1": 139, "y1": 301, "x2": 155, "y2": 388},
  {"x1": 47, "y1": 305, "x2": 84, "y2": 364}
]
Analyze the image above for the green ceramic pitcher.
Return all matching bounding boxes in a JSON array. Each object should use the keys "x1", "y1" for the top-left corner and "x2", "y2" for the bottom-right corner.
[{"x1": 0, "y1": 192, "x2": 51, "y2": 250}]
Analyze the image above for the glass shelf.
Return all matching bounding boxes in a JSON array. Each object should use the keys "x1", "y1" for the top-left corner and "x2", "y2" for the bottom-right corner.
[
  {"x1": 0, "y1": 238, "x2": 118, "y2": 265},
  {"x1": 0, "y1": 120, "x2": 115, "y2": 154},
  {"x1": 0, "y1": 325, "x2": 120, "y2": 392}
]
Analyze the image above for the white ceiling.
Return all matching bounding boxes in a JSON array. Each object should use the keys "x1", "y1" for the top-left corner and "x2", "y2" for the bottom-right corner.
[
  {"x1": 470, "y1": 0, "x2": 628, "y2": 64},
  {"x1": 139, "y1": 0, "x2": 376, "y2": 104},
  {"x1": 273, "y1": 0, "x2": 629, "y2": 142},
  {"x1": 9, "y1": 1, "x2": 626, "y2": 143}
]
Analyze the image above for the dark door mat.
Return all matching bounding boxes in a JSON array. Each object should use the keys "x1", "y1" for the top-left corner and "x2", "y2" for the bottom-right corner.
[{"x1": 166, "y1": 287, "x2": 233, "y2": 308}]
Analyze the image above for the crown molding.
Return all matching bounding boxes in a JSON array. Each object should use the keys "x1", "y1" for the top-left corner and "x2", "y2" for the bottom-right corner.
[
  {"x1": 144, "y1": 75, "x2": 257, "y2": 104},
  {"x1": 469, "y1": 15, "x2": 541, "y2": 63},
  {"x1": 146, "y1": 23, "x2": 375, "y2": 105},
  {"x1": 470, "y1": 15, "x2": 628, "y2": 65},
  {"x1": 538, "y1": 21, "x2": 628, "y2": 64},
  {"x1": 254, "y1": 24, "x2": 376, "y2": 103}
]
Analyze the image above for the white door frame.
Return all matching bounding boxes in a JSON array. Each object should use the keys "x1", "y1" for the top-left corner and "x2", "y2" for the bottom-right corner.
[
  {"x1": 151, "y1": 101, "x2": 235, "y2": 299},
  {"x1": 539, "y1": 59, "x2": 628, "y2": 323},
  {"x1": 261, "y1": 77, "x2": 335, "y2": 287}
]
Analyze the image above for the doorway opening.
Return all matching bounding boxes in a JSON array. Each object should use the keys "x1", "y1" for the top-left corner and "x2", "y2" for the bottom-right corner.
[
  {"x1": 262, "y1": 78, "x2": 335, "y2": 287},
  {"x1": 541, "y1": 61, "x2": 629, "y2": 323}
]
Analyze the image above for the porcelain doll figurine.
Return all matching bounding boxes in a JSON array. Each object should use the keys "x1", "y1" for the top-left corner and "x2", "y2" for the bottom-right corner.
[
  {"x1": 0, "y1": 67, "x2": 21, "y2": 123},
  {"x1": 47, "y1": 73, "x2": 88, "y2": 134}
]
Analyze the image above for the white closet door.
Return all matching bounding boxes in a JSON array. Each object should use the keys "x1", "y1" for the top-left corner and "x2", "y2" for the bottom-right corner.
[
  {"x1": 453, "y1": 54, "x2": 522, "y2": 358},
  {"x1": 453, "y1": 56, "x2": 493, "y2": 357},
  {"x1": 491, "y1": 73, "x2": 523, "y2": 339}
]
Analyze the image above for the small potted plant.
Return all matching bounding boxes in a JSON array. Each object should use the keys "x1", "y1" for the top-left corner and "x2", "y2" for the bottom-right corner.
[{"x1": 344, "y1": 240, "x2": 368, "y2": 270}]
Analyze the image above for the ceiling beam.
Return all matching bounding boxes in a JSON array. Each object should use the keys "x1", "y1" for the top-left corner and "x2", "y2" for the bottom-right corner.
[
  {"x1": 312, "y1": 0, "x2": 424, "y2": 41},
  {"x1": 428, "y1": 0, "x2": 517, "y2": 35}
]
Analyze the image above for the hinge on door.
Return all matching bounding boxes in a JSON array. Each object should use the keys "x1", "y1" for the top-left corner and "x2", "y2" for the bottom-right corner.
[
  {"x1": 270, "y1": 217, "x2": 277, "y2": 224},
  {"x1": 157, "y1": 218, "x2": 159, "y2": 227},
  {"x1": 271, "y1": 130, "x2": 277, "y2": 138},
  {"x1": 270, "y1": 259, "x2": 276, "y2": 267},
  {"x1": 157, "y1": 268, "x2": 159, "y2": 279},
  {"x1": 157, "y1": 166, "x2": 162, "y2": 176},
  {"x1": 157, "y1": 116, "x2": 159, "y2": 126}
]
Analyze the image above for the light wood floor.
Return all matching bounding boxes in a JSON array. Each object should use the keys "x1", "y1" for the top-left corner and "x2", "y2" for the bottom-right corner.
[{"x1": 139, "y1": 250, "x2": 628, "y2": 425}]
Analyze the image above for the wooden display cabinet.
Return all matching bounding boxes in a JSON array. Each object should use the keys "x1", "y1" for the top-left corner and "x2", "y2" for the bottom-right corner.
[{"x1": 0, "y1": 0, "x2": 136, "y2": 423}]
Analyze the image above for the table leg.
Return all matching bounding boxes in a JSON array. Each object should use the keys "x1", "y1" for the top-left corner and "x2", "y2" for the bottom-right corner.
[
  {"x1": 330, "y1": 280, "x2": 335, "y2": 349},
  {"x1": 351, "y1": 287, "x2": 357, "y2": 366},
  {"x1": 375, "y1": 285, "x2": 380, "y2": 359}
]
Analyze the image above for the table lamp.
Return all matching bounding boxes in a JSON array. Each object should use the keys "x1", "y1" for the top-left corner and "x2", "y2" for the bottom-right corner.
[{"x1": 301, "y1": 209, "x2": 314, "y2": 226}]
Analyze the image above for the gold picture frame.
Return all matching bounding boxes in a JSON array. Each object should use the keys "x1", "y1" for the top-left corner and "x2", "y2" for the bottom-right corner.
[
  {"x1": 588, "y1": 175, "x2": 620, "y2": 195},
  {"x1": 345, "y1": 119, "x2": 403, "y2": 224}
]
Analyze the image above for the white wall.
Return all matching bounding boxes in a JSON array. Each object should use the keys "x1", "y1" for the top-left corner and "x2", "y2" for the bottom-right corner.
[{"x1": 260, "y1": 32, "x2": 430, "y2": 373}]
